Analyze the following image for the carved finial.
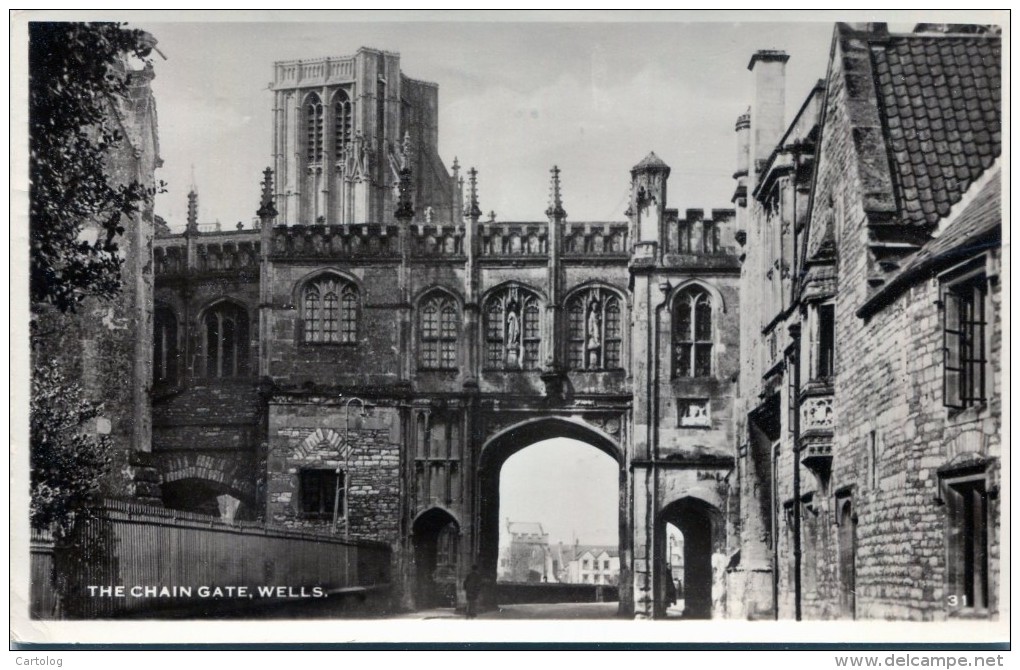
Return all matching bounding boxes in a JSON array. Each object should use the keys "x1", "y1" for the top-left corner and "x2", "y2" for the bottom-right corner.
[
  {"x1": 400, "y1": 130, "x2": 413, "y2": 171},
  {"x1": 394, "y1": 157, "x2": 414, "y2": 222},
  {"x1": 451, "y1": 156, "x2": 461, "y2": 182},
  {"x1": 186, "y1": 187, "x2": 198, "y2": 232},
  {"x1": 257, "y1": 167, "x2": 278, "y2": 220},
  {"x1": 488, "y1": 211, "x2": 497, "y2": 222},
  {"x1": 545, "y1": 164, "x2": 566, "y2": 220},
  {"x1": 467, "y1": 167, "x2": 482, "y2": 221},
  {"x1": 188, "y1": 163, "x2": 197, "y2": 193}
]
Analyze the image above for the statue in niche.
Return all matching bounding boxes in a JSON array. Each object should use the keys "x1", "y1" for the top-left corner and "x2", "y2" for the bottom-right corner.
[
  {"x1": 587, "y1": 301, "x2": 601, "y2": 367},
  {"x1": 424, "y1": 206, "x2": 434, "y2": 224},
  {"x1": 506, "y1": 304, "x2": 520, "y2": 365}
]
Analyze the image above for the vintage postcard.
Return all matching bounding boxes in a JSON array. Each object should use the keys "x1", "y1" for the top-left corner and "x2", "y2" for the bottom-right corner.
[{"x1": 10, "y1": 10, "x2": 1009, "y2": 649}]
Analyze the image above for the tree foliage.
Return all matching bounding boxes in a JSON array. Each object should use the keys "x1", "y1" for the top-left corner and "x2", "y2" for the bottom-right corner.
[
  {"x1": 29, "y1": 21, "x2": 154, "y2": 313},
  {"x1": 30, "y1": 357, "x2": 114, "y2": 535}
]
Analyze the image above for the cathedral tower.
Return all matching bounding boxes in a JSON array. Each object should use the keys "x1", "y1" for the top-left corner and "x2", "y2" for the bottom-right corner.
[{"x1": 270, "y1": 47, "x2": 456, "y2": 225}]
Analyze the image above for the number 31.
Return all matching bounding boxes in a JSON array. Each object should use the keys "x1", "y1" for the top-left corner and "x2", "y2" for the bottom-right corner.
[{"x1": 948, "y1": 595, "x2": 969, "y2": 607}]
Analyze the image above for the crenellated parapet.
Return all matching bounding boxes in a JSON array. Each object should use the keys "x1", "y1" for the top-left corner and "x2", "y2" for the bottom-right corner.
[
  {"x1": 562, "y1": 223, "x2": 630, "y2": 257},
  {"x1": 410, "y1": 223, "x2": 467, "y2": 258},
  {"x1": 479, "y1": 222, "x2": 549, "y2": 257},
  {"x1": 154, "y1": 231, "x2": 261, "y2": 278},
  {"x1": 268, "y1": 223, "x2": 401, "y2": 261}
]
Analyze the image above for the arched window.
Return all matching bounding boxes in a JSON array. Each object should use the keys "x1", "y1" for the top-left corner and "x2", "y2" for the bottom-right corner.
[
  {"x1": 303, "y1": 276, "x2": 359, "y2": 344},
  {"x1": 673, "y1": 287, "x2": 713, "y2": 378},
  {"x1": 484, "y1": 286, "x2": 541, "y2": 370},
  {"x1": 203, "y1": 302, "x2": 249, "y2": 378},
  {"x1": 419, "y1": 293, "x2": 459, "y2": 370},
  {"x1": 153, "y1": 306, "x2": 179, "y2": 384},
  {"x1": 306, "y1": 93, "x2": 324, "y2": 163},
  {"x1": 334, "y1": 90, "x2": 353, "y2": 157},
  {"x1": 566, "y1": 288, "x2": 624, "y2": 370}
]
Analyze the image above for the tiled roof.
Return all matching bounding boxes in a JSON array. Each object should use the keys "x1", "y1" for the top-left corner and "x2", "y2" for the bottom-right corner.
[
  {"x1": 872, "y1": 34, "x2": 1001, "y2": 228},
  {"x1": 859, "y1": 167, "x2": 1000, "y2": 317}
]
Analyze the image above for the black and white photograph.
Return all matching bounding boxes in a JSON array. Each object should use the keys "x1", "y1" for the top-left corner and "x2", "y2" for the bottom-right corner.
[{"x1": 11, "y1": 10, "x2": 1008, "y2": 651}]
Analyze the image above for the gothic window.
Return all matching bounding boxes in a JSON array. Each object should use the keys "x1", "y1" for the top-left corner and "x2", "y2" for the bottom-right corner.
[
  {"x1": 334, "y1": 90, "x2": 352, "y2": 157},
  {"x1": 484, "y1": 286, "x2": 541, "y2": 370},
  {"x1": 942, "y1": 261, "x2": 989, "y2": 409},
  {"x1": 202, "y1": 302, "x2": 249, "y2": 378},
  {"x1": 305, "y1": 93, "x2": 324, "y2": 163},
  {"x1": 300, "y1": 468, "x2": 342, "y2": 519},
  {"x1": 673, "y1": 286, "x2": 713, "y2": 378},
  {"x1": 153, "y1": 306, "x2": 179, "y2": 384},
  {"x1": 816, "y1": 303, "x2": 836, "y2": 379},
  {"x1": 678, "y1": 221, "x2": 692, "y2": 253},
  {"x1": 419, "y1": 292, "x2": 459, "y2": 370},
  {"x1": 302, "y1": 276, "x2": 359, "y2": 344},
  {"x1": 566, "y1": 288, "x2": 623, "y2": 370}
]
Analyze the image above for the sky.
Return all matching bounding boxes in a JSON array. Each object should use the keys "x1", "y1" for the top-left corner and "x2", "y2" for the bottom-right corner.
[
  {"x1": 499, "y1": 438, "x2": 618, "y2": 547},
  {"x1": 135, "y1": 16, "x2": 845, "y2": 229}
]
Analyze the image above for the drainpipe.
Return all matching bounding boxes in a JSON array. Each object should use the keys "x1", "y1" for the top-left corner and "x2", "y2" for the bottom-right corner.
[
  {"x1": 771, "y1": 437, "x2": 780, "y2": 620},
  {"x1": 789, "y1": 322, "x2": 803, "y2": 621}
]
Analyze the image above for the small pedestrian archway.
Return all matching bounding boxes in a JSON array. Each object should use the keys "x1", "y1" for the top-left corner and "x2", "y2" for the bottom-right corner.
[
  {"x1": 655, "y1": 496, "x2": 725, "y2": 619},
  {"x1": 412, "y1": 507, "x2": 460, "y2": 608},
  {"x1": 476, "y1": 416, "x2": 630, "y2": 613}
]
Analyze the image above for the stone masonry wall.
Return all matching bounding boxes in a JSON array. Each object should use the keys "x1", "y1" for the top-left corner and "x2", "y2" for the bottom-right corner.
[{"x1": 266, "y1": 401, "x2": 402, "y2": 544}]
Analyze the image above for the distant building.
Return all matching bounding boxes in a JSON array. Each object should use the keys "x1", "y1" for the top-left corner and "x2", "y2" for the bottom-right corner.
[
  {"x1": 555, "y1": 543, "x2": 620, "y2": 586},
  {"x1": 498, "y1": 521, "x2": 556, "y2": 583}
]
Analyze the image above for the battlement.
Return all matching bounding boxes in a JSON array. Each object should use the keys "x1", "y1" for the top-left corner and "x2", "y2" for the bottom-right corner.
[
  {"x1": 269, "y1": 223, "x2": 401, "y2": 260},
  {"x1": 153, "y1": 232, "x2": 261, "y2": 278}
]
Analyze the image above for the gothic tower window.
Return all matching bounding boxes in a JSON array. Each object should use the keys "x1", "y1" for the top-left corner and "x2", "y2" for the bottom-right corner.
[
  {"x1": 334, "y1": 90, "x2": 353, "y2": 158},
  {"x1": 153, "y1": 306, "x2": 179, "y2": 384},
  {"x1": 419, "y1": 292, "x2": 459, "y2": 370},
  {"x1": 484, "y1": 286, "x2": 541, "y2": 370},
  {"x1": 305, "y1": 93, "x2": 324, "y2": 164},
  {"x1": 202, "y1": 302, "x2": 249, "y2": 378},
  {"x1": 302, "y1": 276, "x2": 359, "y2": 344},
  {"x1": 673, "y1": 286, "x2": 713, "y2": 378},
  {"x1": 566, "y1": 288, "x2": 623, "y2": 370}
]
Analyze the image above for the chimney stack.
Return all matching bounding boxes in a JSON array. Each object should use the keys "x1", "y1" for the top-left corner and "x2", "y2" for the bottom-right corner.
[{"x1": 747, "y1": 50, "x2": 789, "y2": 180}]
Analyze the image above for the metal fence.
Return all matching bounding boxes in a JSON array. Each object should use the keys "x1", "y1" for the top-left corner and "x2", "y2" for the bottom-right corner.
[{"x1": 30, "y1": 500, "x2": 391, "y2": 619}]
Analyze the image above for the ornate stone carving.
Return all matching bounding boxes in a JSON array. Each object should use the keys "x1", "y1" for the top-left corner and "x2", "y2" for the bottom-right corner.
[{"x1": 801, "y1": 395, "x2": 834, "y2": 431}]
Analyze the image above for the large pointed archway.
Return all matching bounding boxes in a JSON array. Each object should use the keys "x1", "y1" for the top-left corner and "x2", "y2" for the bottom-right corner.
[{"x1": 476, "y1": 417, "x2": 630, "y2": 614}]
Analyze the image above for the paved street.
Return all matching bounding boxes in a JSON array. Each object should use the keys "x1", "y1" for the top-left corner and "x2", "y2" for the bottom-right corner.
[{"x1": 394, "y1": 602, "x2": 622, "y2": 620}]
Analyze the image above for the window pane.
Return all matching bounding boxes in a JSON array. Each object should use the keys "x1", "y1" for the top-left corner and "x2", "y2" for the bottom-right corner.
[
  {"x1": 341, "y1": 289, "x2": 357, "y2": 342},
  {"x1": 676, "y1": 293, "x2": 692, "y2": 340},
  {"x1": 486, "y1": 301, "x2": 504, "y2": 341},
  {"x1": 206, "y1": 316, "x2": 219, "y2": 377},
  {"x1": 305, "y1": 290, "x2": 320, "y2": 342},
  {"x1": 440, "y1": 304, "x2": 458, "y2": 339},
  {"x1": 441, "y1": 341, "x2": 457, "y2": 369},
  {"x1": 422, "y1": 341, "x2": 438, "y2": 368},
  {"x1": 524, "y1": 300, "x2": 540, "y2": 339},
  {"x1": 221, "y1": 317, "x2": 236, "y2": 377},
  {"x1": 605, "y1": 340, "x2": 621, "y2": 369},
  {"x1": 695, "y1": 343, "x2": 712, "y2": 377},
  {"x1": 675, "y1": 343, "x2": 691, "y2": 377},
  {"x1": 694, "y1": 294, "x2": 712, "y2": 341},
  {"x1": 323, "y1": 292, "x2": 339, "y2": 342},
  {"x1": 604, "y1": 299, "x2": 621, "y2": 340},
  {"x1": 422, "y1": 301, "x2": 438, "y2": 338},
  {"x1": 818, "y1": 303, "x2": 835, "y2": 378},
  {"x1": 568, "y1": 341, "x2": 584, "y2": 369}
]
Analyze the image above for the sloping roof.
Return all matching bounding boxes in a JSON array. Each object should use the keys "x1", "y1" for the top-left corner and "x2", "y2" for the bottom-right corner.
[
  {"x1": 632, "y1": 151, "x2": 670, "y2": 172},
  {"x1": 858, "y1": 167, "x2": 1000, "y2": 317},
  {"x1": 507, "y1": 521, "x2": 545, "y2": 537},
  {"x1": 557, "y1": 544, "x2": 620, "y2": 562},
  {"x1": 871, "y1": 32, "x2": 1001, "y2": 228}
]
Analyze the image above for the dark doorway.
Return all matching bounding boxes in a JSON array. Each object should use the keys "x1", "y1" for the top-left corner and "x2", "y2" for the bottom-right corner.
[
  {"x1": 657, "y1": 496, "x2": 723, "y2": 619},
  {"x1": 837, "y1": 498, "x2": 857, "y2": 619},
  {"x1": 412, "y1": 508, "x2": 460, "y2": 608},
  {"x1": 161, "y1": 478, "x2": 253, "y2": 522}
]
